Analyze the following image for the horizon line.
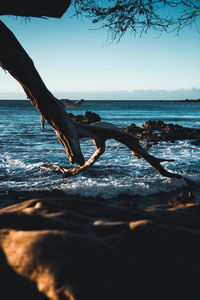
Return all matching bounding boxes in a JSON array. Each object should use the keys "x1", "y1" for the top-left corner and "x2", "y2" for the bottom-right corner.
[{"x1": 0, "y1": 98, "x2": 196, "y2": 101}]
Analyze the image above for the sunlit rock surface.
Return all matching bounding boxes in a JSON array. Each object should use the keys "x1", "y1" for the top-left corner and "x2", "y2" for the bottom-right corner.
[{"x1": 0, "y1": 191, "x2": 200, "y2": 299}]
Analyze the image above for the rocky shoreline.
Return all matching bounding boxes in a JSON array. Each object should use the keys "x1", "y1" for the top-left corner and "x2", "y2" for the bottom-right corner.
[{"x1": 0, "y1": 112, "x2": 200, "y2": 299}]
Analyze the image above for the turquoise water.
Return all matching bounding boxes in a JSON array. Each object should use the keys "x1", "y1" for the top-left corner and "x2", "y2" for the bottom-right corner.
[{"x1": 0, "y1": 100, "x2": 200, "y2": 199}]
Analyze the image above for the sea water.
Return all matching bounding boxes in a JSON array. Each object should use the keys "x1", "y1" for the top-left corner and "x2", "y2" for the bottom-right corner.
[{"x1": 0, "y1": 100, "x2": 200, "y2": 199}]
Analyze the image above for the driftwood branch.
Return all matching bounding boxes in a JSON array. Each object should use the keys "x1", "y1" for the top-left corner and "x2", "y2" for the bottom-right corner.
[
  {"x1": 41, "y1": 139, "x2": 105, "y2": 177},
  {"x1": 42, "y1": 120, "x2": 183, "y2": 180},
  {"x1": 61, "y1": 99, "x2": 85, "y2": 108},
  {"x1": 63, "y1": 121, "x2": 182, "y2": 178}
]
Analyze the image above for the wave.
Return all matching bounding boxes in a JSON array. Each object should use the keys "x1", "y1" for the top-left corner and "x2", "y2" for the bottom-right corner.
[
  {"x1": 1, "y1": 165, "x2": 199, "y2": 200},
  {"x1": 59, "y1": 177, "x2": 187, "y2": 199},
  {"x1": 1, "y1": 138, "x2": 200, "y2": 200}
]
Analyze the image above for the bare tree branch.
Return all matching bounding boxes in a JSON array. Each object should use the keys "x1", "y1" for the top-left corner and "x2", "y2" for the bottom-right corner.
[
  {"x1": 73, "y1": 0, "x2": 200, "y2": 41},
  {"x1": 0, "y1": 20, "x2": 84, "y2": 166},
  {"x1": 42, "y1": 121, "x2": 184, "y2": 180}
]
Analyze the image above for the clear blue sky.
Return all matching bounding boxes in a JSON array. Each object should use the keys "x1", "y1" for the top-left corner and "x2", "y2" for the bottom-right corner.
[{"x1": 0, "y1": 5, "x2": 200, "y2": 100}]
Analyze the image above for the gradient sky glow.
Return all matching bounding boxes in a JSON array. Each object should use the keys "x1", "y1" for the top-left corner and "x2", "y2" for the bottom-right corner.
[{"x1": 0, "y1": 5, "x2": 200, "y2": 100}]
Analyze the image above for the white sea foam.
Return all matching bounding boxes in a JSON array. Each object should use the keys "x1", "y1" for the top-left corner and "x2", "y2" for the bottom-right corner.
[
  {"x1": 1, "y1": 140, "x2": 200, "y2": 198},
  {"x1": 57, "y1": 176, "x2": 189, "y2": 199},
  {"x1": 0, "y1": 154, "x2": 42, "y2": 172}
]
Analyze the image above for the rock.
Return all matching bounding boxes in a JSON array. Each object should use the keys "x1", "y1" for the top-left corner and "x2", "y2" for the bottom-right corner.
[
  {"x1": 125, "y1": 123, "x2": 142, "y2": 135},
  {"x1": 68, "y1": 111, "x2": 101, "y2": 124},
  {"x1": 169, "y1": 190, "x2": 196, "y2": 206},
  {"x1": 125, "y1": 120, "x2": 200, "y2": 144},
  {"x1": 85, "y1": 111, "x2": 101, "y2": 124},
  {"x1": 141, "y1": 120, "x2": 166, "y2": 130},
  {"x1": 0, "y1": 194, "x2": 200, "y2": 299}
]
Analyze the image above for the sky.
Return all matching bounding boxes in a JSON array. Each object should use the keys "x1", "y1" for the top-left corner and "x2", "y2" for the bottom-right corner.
[{"x1": 0, "y1": 4, "x2": 200, "y2": 100}]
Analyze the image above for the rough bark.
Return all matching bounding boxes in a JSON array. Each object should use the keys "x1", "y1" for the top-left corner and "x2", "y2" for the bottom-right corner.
[
  {"x1": 0, "y1": 0, "x2": 71, "y2": 18},
  {"x1": 0, "y1": 20, "x2": 84, "y2": 166}
]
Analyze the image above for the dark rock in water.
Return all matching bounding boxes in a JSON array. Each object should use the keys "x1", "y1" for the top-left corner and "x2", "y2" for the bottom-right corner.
[
  {"x1": 125, "y1": 123, "x2": 143, "y2": 134},
  {"x1": 68, "y1": 111, "x2": 101, "y2": 124},
  {"x1": 141, "y1": 120, "x2": 166, "y2": 130},
  {"x1": 125, "y1": 120, "x2": 200, "y2": 143},
  {"x1": 169, "y1": 190, "x2": 196, "y2": 206},
  {"x1": 85, "y1": 111, "x2": 101, "y2": 124},
  {"x1": 141, "y1": 120, "x2": 184, "y2": 133}
]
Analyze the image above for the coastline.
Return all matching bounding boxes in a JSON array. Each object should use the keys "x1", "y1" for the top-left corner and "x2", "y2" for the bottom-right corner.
[{"x1": 1, "y1": 100, "x2": 200, "y2": 298}]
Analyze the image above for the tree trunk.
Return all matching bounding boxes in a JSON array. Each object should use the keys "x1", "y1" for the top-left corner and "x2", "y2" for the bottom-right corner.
[
  {"x1": 0, "y1": 20, "x2": 84, "y2": 166},
  {"x1": 0, "y1": 0, "x2": 71, "y2": 18}
]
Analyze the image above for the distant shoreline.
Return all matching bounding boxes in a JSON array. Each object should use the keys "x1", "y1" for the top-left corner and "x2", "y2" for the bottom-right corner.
[
  {"x1": 1, "y1": 99, "x2": 200, "y2": 102},
  {"x1": 181, "y1": 98, "x2": 200, "y2": 103}
]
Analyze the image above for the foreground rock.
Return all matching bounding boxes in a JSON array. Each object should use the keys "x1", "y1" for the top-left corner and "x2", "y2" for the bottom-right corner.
[
  {"x1": 168, "y1": 190, "x2": 196, "y2": 206},
  {"x1": 0, "y1": 192, "x2": 200, "y2": 299}
]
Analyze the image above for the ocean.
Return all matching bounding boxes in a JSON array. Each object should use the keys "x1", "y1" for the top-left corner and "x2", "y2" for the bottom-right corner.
[{"x1": 0, "y1": 100, "x2": 200, "y2": 201}]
